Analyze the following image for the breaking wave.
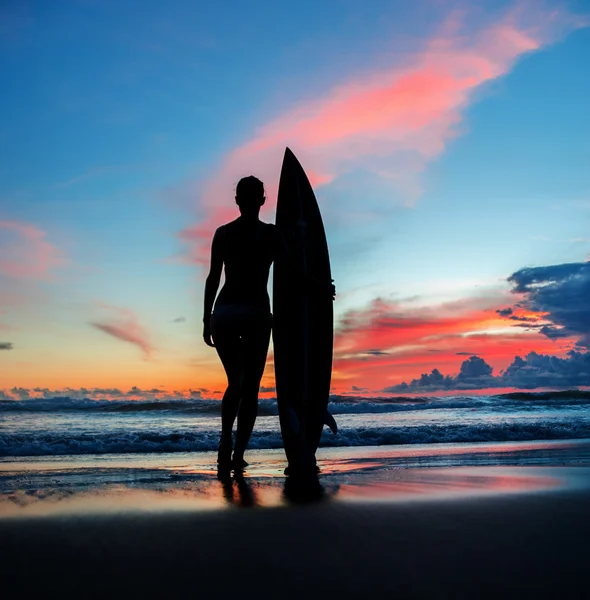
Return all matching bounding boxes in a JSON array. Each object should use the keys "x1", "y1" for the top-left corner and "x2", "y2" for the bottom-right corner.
[{"x1": 3, "y1": 419, "x2": 590, "y2": 457}]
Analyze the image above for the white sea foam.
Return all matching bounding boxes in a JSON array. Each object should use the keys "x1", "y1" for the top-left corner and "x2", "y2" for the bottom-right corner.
[
  {"x1": 3, "y1": 419, "x2": 590, "y2": 457},
  {"x1": 2, "y1": 391, "x2": 590, "y2": 457}
]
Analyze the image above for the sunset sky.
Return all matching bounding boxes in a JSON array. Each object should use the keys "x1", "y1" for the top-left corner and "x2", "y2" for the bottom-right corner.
[{"x1": 1, "y1": 0, "x2": 589, "y2": 400}]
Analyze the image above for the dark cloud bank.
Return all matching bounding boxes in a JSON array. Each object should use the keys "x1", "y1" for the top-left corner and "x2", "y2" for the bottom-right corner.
[
  {"x1": 387, "y1": 351, "x2": 590, "y2": 392},
  {"x1": 0, "y1": 387, "x2": 210, "y2": 402},
  {"x1": 390, "y1": 260, "x2": 590, "y2": 392},
  {"x1": 507, "y1": 260, "x2": 590, "y2": 348}
]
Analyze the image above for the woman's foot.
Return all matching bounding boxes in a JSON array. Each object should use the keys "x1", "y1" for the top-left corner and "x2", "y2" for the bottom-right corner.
[
  {"x1": 217, "y1": 435, "x2": 233, "y2": 470},
  {"x1": 231, "y1": 454, "x2": 249, "y2": 472}
]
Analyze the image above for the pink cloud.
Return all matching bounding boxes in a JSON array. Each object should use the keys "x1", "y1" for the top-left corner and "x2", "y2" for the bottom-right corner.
[
  {"x1": 90, "y1": 303, "x2": 154, "y2": 359},
  {"x1": 0, "y1": 220, "x2": 66, "y2": 279},
  {"x1": 178, "y1": 4, "x2": 584, "y2": 264}
]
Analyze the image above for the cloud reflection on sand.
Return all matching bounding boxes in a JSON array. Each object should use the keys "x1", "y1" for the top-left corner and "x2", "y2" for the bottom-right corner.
[
  {"x1": 335, "y1": 468, "x2": 561, "y2": 502},
  {"x1": 2, "y1": 443, "x2": 590, "y2": 518},
  {"x1": 0, "y1": 486, "x2": 224, "y2": 518},
  {"x1": 0, "y1": 466, "x2": 570, "y2": 518}
]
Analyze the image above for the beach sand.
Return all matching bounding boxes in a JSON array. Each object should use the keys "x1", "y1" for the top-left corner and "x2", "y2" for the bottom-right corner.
[{"x1": 2, "y1": 442, "x2": 590, "y2": 598}]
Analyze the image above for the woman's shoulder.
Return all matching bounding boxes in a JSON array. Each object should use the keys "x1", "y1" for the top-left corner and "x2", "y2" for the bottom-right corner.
[
  {"x1": 218, "y1": 219, "x2": 276, "y2": 241},
  {"x1": 216, "y1": 219, "x2": 240, "y2": 236},
  {"x1": 258, "y1": 221, "x2": 277, "y2": 234},
  {"x1": 251, "y1": 220, "x2": 276, "y2": 237},
  {"x1": 212, "y1": 224, "x2": 226, "y2": 242}
]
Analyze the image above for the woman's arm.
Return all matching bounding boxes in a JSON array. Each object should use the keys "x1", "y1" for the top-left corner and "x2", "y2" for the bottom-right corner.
[{"x1": 203, "y1": 228, "x2": 224, "y2": 347}]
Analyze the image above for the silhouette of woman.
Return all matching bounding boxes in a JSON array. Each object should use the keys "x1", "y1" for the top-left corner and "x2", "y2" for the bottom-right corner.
[{"x1": 203, "y1": 176, "x2": 275, "y2": 472}]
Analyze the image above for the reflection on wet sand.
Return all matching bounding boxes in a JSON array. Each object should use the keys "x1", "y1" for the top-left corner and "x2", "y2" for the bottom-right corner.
[
  {"x1": 283, "y1": 474, "x2": 330, "y2": 504},
  {"x1": 336, "y1": 467, "x2": 561, "y2": 501},
  {"x1": 217, "y1": 470, "x2": 333, "y2": 507},
  {"x1": 1, "y1": 464, "x2": 580, "y2": 518},
  {"x1": 217, "y1": 471, "x2": 259, "y2": 507},
  {"x1": 3, "y1": 440, "x2": 590, "y2": 517}
]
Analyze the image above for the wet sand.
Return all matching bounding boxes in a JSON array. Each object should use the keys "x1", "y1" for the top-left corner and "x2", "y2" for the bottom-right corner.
[{"x1": 2, "y1": 463, "x2": 590, "y2": 599}]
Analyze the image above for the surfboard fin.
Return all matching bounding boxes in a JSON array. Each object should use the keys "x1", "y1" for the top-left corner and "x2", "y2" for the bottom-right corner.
[{"x1": 323, "y1": 410, "x2": 338, "y2": 435}]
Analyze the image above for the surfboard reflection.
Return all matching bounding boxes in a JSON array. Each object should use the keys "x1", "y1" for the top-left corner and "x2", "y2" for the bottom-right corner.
[
  {"x1": 282, "y1": 474, "x2": 327, "y2": 505},
  {"x1": 216, "y1": 470, "x2": 336, "y2": 507}
]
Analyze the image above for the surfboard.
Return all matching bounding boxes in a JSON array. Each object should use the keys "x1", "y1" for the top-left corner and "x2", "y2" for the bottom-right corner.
[{"x1": 273, "y1": 147, "x2": 334, "y2": 472}]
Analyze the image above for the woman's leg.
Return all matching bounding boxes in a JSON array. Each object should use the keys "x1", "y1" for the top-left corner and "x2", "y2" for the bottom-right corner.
[
  {"x1": 233, "y1": 314, "x2": 272, "y2": 465},
  {"x1": 211, "y1": 314, "x2": 241, "y2": 466}
]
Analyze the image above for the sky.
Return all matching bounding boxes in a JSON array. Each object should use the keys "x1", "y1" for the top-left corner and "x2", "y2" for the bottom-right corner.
[{"x1": 1, "y1": 0, "x2": 589, "y2": 400}]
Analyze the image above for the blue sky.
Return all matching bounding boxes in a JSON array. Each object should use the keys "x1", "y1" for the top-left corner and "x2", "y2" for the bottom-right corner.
[{"x1": 1, "y1": 0, "x2": 589, "y2": 396}]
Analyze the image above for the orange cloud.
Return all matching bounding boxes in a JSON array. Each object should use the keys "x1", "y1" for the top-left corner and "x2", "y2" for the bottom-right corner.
[
  {"x1": 0, "y1": 220, "x2": 65, "y2": 279},
  {"x1": 331, "y1": 296, "x2": 579, "y2": 391},
  {"x1": 90, "y1": 303, "x2": 154, "y2": 359},
  {"x1": 179, "y1": 5, "x2": 583, "y2": 264}
]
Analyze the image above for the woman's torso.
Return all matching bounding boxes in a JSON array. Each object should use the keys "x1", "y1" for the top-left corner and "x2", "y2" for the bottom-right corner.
[{"x1": 214, "y1": 217, "x2": 276, "y2": 315}]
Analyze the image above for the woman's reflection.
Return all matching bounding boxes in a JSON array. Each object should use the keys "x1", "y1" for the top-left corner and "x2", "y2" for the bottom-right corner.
[
  {"x1": 217, "y1": 471, "x2": 258, "y2": 507},
  {"x1": 217, "y1": 471, "x2": 336, "y2": 507}
]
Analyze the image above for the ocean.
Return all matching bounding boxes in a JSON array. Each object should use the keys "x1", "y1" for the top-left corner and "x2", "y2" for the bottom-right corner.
[
  {"x1": 2, "y1": 390, "x2": 590, "y2": 457},
  {"x1": 3, "y1": 390, "x2": 590, "y2": 517}
]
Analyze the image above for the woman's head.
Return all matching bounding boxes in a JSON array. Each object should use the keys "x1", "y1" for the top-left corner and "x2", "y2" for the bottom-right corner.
[{"x1": 235, "y1": 176, "x2": 265, "y2": 215}]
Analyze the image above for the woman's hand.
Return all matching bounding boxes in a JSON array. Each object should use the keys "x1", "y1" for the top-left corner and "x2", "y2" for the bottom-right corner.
[
  {"x1": 321, "y1": 279, "x2": 336, "y2": 300},
  {"x1": 306, "y1": 277, "x2": 336, "y2": 300},
  {"x1": 203, "y1": 321, "x2": 215, "y2": 347}
]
